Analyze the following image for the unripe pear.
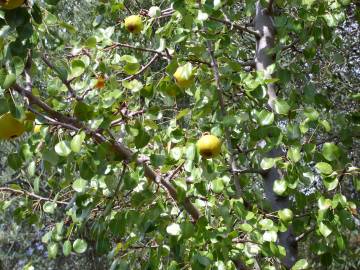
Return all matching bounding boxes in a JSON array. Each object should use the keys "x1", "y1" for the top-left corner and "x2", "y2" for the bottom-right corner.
[
  {"x1": 278, "y1": 208, "x2": 294, "y2": 222},
  {"x1": 124, "y1": 15, "x2": 143, "y2": 34},
  {"x1": 0, "y1": 112, "x2": 25, "y2": 139},
  {"x1": 173, "y1": 63, "x2": 194, "y2": 89},
  {"x1": 196, "y1": 134, "x2": 222, "y2": 159},
  {"x1": 34, "y1": 125, "x2": 42, "y2": 134}
]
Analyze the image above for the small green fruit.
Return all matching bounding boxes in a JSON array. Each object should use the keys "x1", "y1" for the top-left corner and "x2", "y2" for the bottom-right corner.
[
  {"x1": 278, "y1": 208, "x2": 294, "y2": 222},
  {"x1": 196, "y1": 134, "x2": 222, "y2": 159},
  {"x1": 124, "y1": 15, "x2": 143, "y2": 34}
]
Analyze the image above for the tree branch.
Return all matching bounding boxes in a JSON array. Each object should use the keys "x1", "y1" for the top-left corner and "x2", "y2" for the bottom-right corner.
[
  {"x1": 11, "y1": 84, "x2": 201, "y2": 222},
  {"x1": 0, "y1": 187, "x2": 68, "y2": 205},
  {"x1": 267, "y1": 0, "x2": 275, "y2": 14},
  {"x1": 295, "y1": 226, "x2": 316, "y2": 242},
  {"x1": 105, "y1": 43, "x2": 169, "y2": 58}
]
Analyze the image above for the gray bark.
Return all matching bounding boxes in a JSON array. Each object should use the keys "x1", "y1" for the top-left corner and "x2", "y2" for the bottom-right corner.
[{"x1": 254, "y1": 2, "x2": 298, "y2": 268}]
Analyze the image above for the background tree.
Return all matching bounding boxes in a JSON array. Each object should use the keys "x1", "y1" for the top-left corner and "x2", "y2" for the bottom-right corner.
[{"x1": 0, "y1": 0, "x2": 359, "y2": 269}]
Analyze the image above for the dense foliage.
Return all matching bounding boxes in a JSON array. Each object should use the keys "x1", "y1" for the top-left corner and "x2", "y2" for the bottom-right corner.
[{"x1": 0, "y1": 0, "x2": 359, "y2": 269}]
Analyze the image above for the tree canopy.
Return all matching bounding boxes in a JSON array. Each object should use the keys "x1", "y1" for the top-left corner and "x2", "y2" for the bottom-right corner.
[{"x1": 0, "y1": 0, "x2": 359, "y2": 269}]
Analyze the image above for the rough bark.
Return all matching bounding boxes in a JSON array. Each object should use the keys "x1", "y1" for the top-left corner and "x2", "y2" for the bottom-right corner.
[{"x1": 254, "y1": 2, "x2": 298, "y2": 268}]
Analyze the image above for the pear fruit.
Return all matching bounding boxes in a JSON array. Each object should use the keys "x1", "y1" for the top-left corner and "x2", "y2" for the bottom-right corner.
[
  {"x1": 34, "y1": 124, "x2": 42, "y2": 134},
  {"x1": 0, "y1": 0, "x2": 24, "y2": 10},
  {"x1": 0, "y1": 112, "x2": 26, "y2": 139},
  {"x1": 173, "y1": 63, "x2": 194, "y2": 89},
  {"x1": 124, "y1": 15, "x2": 143, "y2": 34},
  {"x1": 196, "y1": 134, "x2": 222, "y2": 159},
  {"x1": 278, "y1": 208, "x2": 294, "y2": 222},
  {"x1": 95, "y1": 76, "x2": 105, "y2": 89}
]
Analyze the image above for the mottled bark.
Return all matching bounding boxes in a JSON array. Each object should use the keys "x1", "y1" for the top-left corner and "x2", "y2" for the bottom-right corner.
[{"x1": 254, "y1": 1, "x2": 298, "y2": 268}]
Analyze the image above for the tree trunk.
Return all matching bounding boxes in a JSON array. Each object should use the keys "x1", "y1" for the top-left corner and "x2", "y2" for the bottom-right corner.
[{"x1": 254, "y1": 2, "x2": 298, "y2": 268}]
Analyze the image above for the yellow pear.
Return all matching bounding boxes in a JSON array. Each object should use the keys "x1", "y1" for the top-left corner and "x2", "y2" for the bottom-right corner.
[
  {"x1": 0, "y1": 112, "x2": 26, "y2": 139},
  {"x1": 173, "y1": 64, "x2": 194, "y2": 89},
  {"x1": 34, "y1": 124, "x2": 42, "y2": 133},
  {"x1": 196, "y1": 134, "x2": 222, "y2": 159},
  {"x1": 0, "y1": 0, "x2": 24, "y2": 10},
  {"x1": 124, "y1": 15, "x2": 143, "y2": 34}
]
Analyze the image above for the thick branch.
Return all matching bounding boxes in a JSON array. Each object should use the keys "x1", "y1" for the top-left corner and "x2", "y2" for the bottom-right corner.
[
  {"x1": 254, "y1": 1, "x2": 297, "y2": 268},
  {"x1": 12, "y1": 84, "x2": 201, "y2": 222}
]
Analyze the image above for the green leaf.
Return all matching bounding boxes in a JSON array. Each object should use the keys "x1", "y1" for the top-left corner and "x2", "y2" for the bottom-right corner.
[
  {"x1": 122, "y1": 79, "x2": 143, "y2": 92},
  {"x1": 134, "y1": 127, "x2": 150, "y2": 149},
  {"x1": 336, "y1": 235, "x2": 345, "y2": 250},
  {"x1": 260, "y1": 157, "x2": 276, "y2": 170},
  {"x1": 166, "y1": 223, "x2": 181, "y2": 236},
  {"x1": 304, "y1": 107, "x2": 319, "y2": 120},
  {"x1": 287, "y1": 146, "x2": 301, "y2": 163},
  {"x1": 170, "y1": 147, "x2": 182, "y2": 160},
  {"x1": 291, "y1": 259, "x2": 309, "y2": 270},
  {"x1": 72, "y1": 178, "x2": 87, "y2": 193},
  {"x1": 70, "y1": 59, "x2": 85, "y2": 78},
  {"x1": 257, "y1": 110, "x2": 274, "y2": 126},
  {"x1": 73, "y1": 239, "x2": 87, "y2": 254},
  {"x1": 321, "y1": 143, "x2": 340, "y2": 161},
  {"x1": 71, "y1": 132, "x2": 85, "y2": 153},
  {"x1": 315, "y1": 162, "x2": 333, "y2": 175},
  {"x1": 239, "y1": 223, "x2": 253, "y2": 232},
  {"x1": 55, "y1": 141, "x2": 72, "y2": 157},
  {"x1": 273, "y1": 179, "x2": 287, "y2": 195},
  {"x1": 43, "y1": 201, "x2": 57, "y2": 214},
  {"x1": 323, "y1": 177, "x2": 338, "y2": 191},
  {"x1": 259, "y1": 219, "x2": 275, "y2": 230},
  {"x1": 2, "y1": 73, "x2": 16, "y2": 89},
  {"x1": 274, "y1": 99, "x2": 290, "y2": 115},
  {"x1": 63, "y1": 240, "x2": 72, "y2": 256},
  {"x1": 84, "y1": 36, "x2": 97, "y2": 48},
  {"x1": 176, "y1": 108, "x2": 190, "y2": 120},
  {"x1": 318, "y1": 197, "x2": 332, "y2": 211},
  {"x1": 211, "y1": 179, "x2": 224, "y2": 193},
  {"x1": 319, "y1": 222, "x2": 332, "y2": 238},
  {"x1": 263, "y1": 230, "x2": 277, "y2": 242},
  {"x1": 47, "y1": 242, "x2": 58, "y2": 259}
]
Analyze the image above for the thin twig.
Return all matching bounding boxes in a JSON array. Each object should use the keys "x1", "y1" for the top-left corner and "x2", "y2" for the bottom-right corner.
[
  {"x1": 120, "y1": 53, "x2": 160, "y2": 82},
  {"x1": 165, "y1": 161, "x2": 185, "y2": 182},
  {"x1": 0, "y1": 187, "x2": 68, "y2": 205},
  {"x1": 206, "y1": 40, "x2": 242, "y2": 197},
  {"x1": 295, "y1": 226, "x2": 316, "y2": 242},
  {"x1": 209, "y1": 16, "x2": 260, "y2": 37},
  {"x1": 41, "y1": 54, "x2": 81, "y2": 101},
  {"x1": 104, "y1": 43, "x2": 169, "y2": 58}
]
